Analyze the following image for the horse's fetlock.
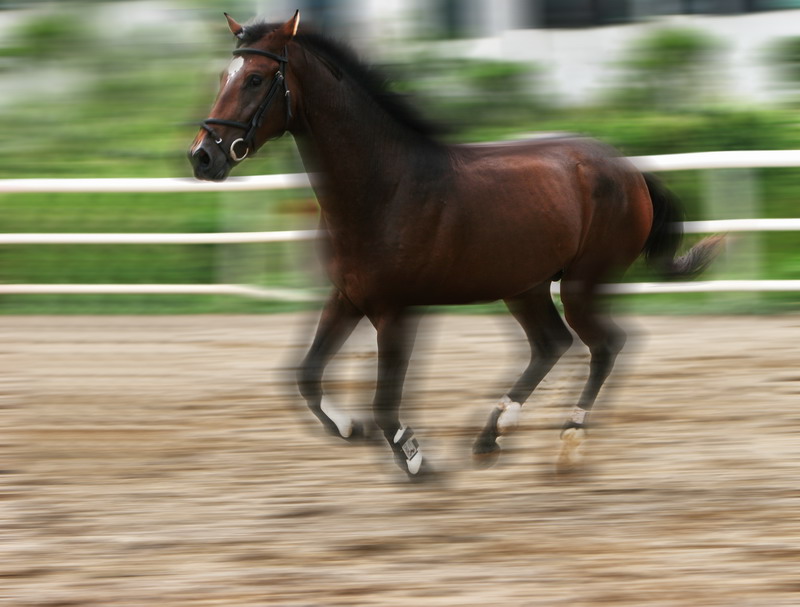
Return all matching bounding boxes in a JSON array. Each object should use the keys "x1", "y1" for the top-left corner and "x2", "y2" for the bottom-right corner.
[
  {"x1": 568, "y1": 405, "x2": 588, "y2": 426},
  {"x1": 392, "y1": 426, "x2": 423, "y2": 476}
]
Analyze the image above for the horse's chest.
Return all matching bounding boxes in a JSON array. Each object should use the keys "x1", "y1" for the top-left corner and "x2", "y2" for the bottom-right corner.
[
  {"x1": 324, "y1": 242, "x2": 411, "y2": 307},
  {"x1": 324, "y1": 249, "x2": 374, "y2": 302}
]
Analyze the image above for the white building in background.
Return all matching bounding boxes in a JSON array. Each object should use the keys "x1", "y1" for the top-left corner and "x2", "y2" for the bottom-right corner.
[{"x1": 260, "y1": 0, "x2": 800, "y2": 105}]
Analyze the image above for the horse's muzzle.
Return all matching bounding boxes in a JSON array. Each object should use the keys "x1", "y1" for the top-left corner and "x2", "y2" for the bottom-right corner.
[{"x1": 189, "y1": 139, "x2": 231, "y2": 182}]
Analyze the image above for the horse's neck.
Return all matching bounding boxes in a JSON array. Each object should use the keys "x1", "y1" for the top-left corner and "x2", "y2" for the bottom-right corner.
[{"x1": 290, "y1": 54, "x2": 442, "y2": 228}]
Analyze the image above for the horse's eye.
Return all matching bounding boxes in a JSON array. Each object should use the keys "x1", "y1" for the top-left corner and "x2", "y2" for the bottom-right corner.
[{"x1": 247, "y1": 75, "x2": 263, "y2": 88}]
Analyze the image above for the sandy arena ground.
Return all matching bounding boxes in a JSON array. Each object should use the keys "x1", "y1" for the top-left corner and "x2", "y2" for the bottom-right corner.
[{"x1": 1, "y1": 313, "x2": 799, "y2": 606}]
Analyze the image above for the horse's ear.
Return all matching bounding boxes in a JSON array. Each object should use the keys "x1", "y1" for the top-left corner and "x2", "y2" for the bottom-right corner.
[
  {"x1": 224, "y1": 13, "x2": 246, "y2": 39},
  {"x1": 279, "y1": 10, "x2": 300, "y2": 39}
]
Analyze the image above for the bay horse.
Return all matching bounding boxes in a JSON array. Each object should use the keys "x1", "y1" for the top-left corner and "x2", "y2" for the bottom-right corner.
[{"x1": 189, "y1": 13, "x2": 721, "y2": 479}]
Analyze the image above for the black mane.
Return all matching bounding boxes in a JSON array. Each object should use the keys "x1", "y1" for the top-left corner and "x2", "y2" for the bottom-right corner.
[{"x1": 240, "y1": 21, "x2": 445, "y2": 141}]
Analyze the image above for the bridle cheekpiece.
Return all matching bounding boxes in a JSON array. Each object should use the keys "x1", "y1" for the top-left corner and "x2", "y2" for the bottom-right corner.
[{"x1": 201, "y1": 46, "x2": 292, "y2": 162}]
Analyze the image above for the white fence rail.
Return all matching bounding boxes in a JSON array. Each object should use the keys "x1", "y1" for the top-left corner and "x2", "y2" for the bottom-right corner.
[
  {"x1": 0, "y1": 173, "x2": 312, "y2": 194},
  {"x1": 1, "y1": 149, "x2": 799, "y2": 300},
  {"x1": 0, "y1": 230, "x2": 319, "y2": 245},
  {"x1": 0, "y1": 283, "x2": 320, "y2": 302},
  {"x1": 628, "y1": 149, "x2": 800, "y2": 172},
  {"x1": 0, "y1": 219, "x2": 798, "y2": 246}
]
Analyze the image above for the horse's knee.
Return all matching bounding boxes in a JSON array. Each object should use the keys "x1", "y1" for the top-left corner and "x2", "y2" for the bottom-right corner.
[
  {"x1": 533, "y1": 326, "x2": 572, "y2": 362},
  {"x1": 552, "y1": 329, "x2": 574, "y2": 358},
  {"x1": 608, "y1": 323, "x2": 626, "y2": 354},
  {"x1": 588, "y1": 344, "x2": 617, "y2": 379},
  {"x1": 591, "y1": 326, "x2": 625, "y2": 364}
]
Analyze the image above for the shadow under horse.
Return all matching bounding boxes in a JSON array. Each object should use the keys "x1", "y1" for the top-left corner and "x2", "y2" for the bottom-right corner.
[{"x1": 189, "y1": 13, "x2": 722, "y2": 480}]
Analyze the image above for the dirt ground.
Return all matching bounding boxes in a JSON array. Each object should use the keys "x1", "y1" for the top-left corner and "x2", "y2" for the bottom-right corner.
[{"x1": 1, "y1": 313, "x2": 798, "y2": 606}]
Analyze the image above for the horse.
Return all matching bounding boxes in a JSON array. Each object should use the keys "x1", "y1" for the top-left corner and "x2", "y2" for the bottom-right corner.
[{"x1": 189, "y1": 12, "x2": 722, "y2": 480}]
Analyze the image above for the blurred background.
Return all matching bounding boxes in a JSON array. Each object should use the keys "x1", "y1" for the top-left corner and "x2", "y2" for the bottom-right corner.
[{"x1": 0, "y1": 0, "x2": 799, "y2": 314}]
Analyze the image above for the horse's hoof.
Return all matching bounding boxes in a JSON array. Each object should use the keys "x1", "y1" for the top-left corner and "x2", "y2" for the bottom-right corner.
[
  {"x1": 556, "y1": 427, "x2": 586, "y2": 474},
  {"x1": 406, "y1": 457, "x2": 437, "y2": 483},
  {"x1": 326, "y1": 419, "x2": 378, "y2": 444},
  {"x1": 472, "y1": 437, "x2": 501, "y2": 469},
  {"x1": 343, "y1": 419, "x2": 368, "y2": 442},
  {"x1": 391, "y1": 449, "x2": 433, "y2": 482}
]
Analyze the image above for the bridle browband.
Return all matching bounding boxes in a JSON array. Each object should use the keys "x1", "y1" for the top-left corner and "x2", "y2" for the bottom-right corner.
[{"x1": 201, "y1": 46, "x2": 292, "y2": 162}]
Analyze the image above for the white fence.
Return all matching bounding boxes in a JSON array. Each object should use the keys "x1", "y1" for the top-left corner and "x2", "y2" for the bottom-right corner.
[{"x1": 1, "y1": 149, "x2": 799, "y2": 300}]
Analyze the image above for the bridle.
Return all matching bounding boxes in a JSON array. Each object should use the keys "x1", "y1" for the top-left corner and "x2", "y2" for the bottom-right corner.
[{"x1": 201, "y1": 46, "x2": 292, "y2": 162}]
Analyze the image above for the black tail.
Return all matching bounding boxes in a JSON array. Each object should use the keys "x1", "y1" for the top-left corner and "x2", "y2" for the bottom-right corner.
[{"x1": 642, "y1": 173, "x2": 723, "y2": 279}]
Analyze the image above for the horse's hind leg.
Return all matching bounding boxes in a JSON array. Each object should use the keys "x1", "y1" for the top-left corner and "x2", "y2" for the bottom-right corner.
[
  {"x1": 557, "y1": 277, "x2": 626, "y2": 472},
  {"x1": 298, "y1": 289, "x2": 365, "y2": 440},
  {"x1": 473, "y1": 284, "x2": 573, "y2": 464}
]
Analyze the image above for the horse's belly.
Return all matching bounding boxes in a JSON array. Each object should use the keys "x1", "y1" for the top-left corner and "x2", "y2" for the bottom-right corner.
[
  {"x1": 425, "y1": 271, "x2": 557, "y2": 305},
  {"x1": 408, "y1": 246, "x2": 566, "y2": 305}
]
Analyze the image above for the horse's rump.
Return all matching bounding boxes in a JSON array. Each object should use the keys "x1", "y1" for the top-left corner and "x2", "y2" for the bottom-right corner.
[{"x1": 443, "y1": 137, "x2": 654, "y2": 295}]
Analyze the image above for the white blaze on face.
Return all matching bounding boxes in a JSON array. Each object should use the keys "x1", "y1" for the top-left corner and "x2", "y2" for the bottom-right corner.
[{"x1": 224, "y1": 56, "x2": 245, "y2": 88}]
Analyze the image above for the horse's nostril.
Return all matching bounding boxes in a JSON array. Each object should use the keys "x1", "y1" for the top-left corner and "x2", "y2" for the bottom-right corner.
[{"x1": 193, "y1": 147, "x2": 211, "y2": 169}]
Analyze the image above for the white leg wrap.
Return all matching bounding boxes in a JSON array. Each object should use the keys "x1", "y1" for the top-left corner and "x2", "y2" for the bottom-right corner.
[
  {"x1": 320, "y1": 397, "x2": 353, "y2": 439},
  {"x1": 568, "y1": 406, "x2": 588, "y2": 426},
  {"x1": 496, "y1": 395, "x2": 522, "y2": 435},
  {"x1": 393, "y1": 427, "x2": 423, "y2": 475}
]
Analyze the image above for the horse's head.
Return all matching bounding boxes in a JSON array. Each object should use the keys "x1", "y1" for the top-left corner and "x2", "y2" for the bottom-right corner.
[{"x1": 189, "y1": 12, "x2": 300, "y2": 181}]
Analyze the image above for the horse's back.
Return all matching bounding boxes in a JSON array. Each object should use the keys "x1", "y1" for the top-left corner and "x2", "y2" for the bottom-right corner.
[
  {"x1": 454, "y1": 135, "x2": 652, "y2": 260},
  {"x1": 454, "y1": 135, "x2": 636, "y2": 183}
]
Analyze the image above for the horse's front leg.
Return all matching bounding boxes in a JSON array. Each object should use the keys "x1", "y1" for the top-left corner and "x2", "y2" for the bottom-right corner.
[
  {"x1": 297, "y1": 289, "x2": 365, "y2": 440},
  {"x1": 371, "y1": 311, "x2": 429, "y2": 480}
]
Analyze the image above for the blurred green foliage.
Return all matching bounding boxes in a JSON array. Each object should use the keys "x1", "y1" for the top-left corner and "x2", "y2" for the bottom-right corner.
[
  {"x1": 766, "y1": 35, "x2": 800, "y2": 104},
  {"x1": 0, "y1": 10, "x2": 89, "y2": 60},
  {"x1": 768, "y1": 36, "x2": 800, "y2": 81},
  {"x1": 615, "y1": 28, "x2": 723, "y2": 110},
  {"x1": 0, "y1": 10, "x2": 798, "y2": 313}
]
